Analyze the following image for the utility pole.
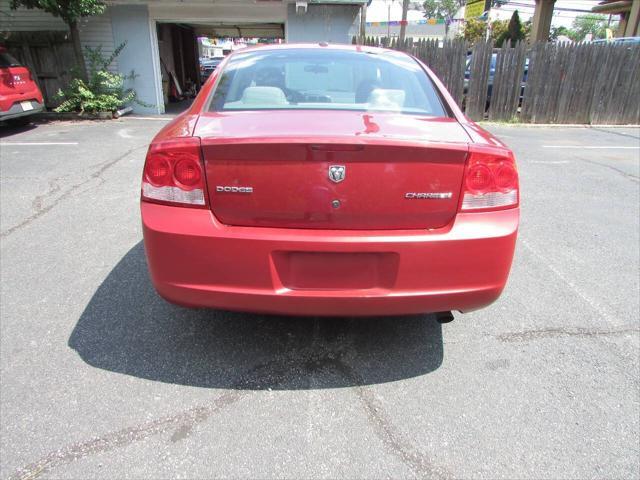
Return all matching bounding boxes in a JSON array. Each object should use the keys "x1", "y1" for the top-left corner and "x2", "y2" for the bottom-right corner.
[
  {"x1": 360, "y1": 2, "x2": 367, "y2": 43},
  {"x1": 387, "y1": 0, "x2": 392, "y2": 39},
  {"x1": 530, "y1": 0, "x2": 556, "y2": 42},
  {"x1": 399, "y1": 0, "x2": 410, "y2": 45}
]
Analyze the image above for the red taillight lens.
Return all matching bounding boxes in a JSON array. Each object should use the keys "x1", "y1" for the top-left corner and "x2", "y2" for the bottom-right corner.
[
  {"x1": 174, "y1": 158, "x2": 202, "y2": 188},
  {"x1": 141, "y1": 138, "x2": 207, "y2": 207},
  {"x1": 460, "y1": 147, "x2": 519, "y2": 212},
  {"x1": 494, "y1": 163, "x2": 517, "y2": 191},
  {"x1": 465, "y1": 164, "x2": 493, "y2": 194},
  {"x1": 1, "y1": 69, "x2": 13, "y2": 87},
  {"x1": 145, "y1": 156, "x2": 171, "y2": 186}
]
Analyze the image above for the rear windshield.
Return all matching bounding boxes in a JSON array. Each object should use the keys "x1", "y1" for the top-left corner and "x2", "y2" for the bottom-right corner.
[
  {"x1": 0, "y1": 52, "x2": 21, "y2": 68},
  {"x1": 209, "y1": 48, "x2": 447, "y2": 117}
]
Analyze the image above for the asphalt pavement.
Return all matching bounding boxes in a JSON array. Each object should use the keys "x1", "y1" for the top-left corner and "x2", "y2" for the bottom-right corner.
[{"x1": 1, "y1": 118, "x2": 639, "y2": 479}]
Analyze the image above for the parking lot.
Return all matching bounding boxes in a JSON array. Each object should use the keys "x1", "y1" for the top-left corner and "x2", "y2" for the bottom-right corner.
[{"x1": 1, "y1": 118, "x2": 639, "y2": 479}]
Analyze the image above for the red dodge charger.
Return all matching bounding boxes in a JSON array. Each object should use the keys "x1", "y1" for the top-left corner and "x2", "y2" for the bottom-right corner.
[{"x1": 141, "y1": 44, "x2": 519, "y2": 318}]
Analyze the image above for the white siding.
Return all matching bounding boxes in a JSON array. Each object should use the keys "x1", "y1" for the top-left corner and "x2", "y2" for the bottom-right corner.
[
  {"x1": 78, "y1": 10, "x2": 118, "y2": 72},
  {"x1": 0, "y1": 0, "x2": 66, "y2": 31}
]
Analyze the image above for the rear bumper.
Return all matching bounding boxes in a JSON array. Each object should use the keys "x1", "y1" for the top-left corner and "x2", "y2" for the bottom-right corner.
[
  {"x1": 0, "y1": 100, "x2": 44, "y2": 121},
  {"x1": 141, "y1": 203, "x2": 519, "y2": 316}
]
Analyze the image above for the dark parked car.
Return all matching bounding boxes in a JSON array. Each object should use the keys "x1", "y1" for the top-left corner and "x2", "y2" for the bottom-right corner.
[
  {"x1": 199, "y1": 57, "x2": 223, "y2": 83},
  {"x1": 0, "y1": 47, "x2": 44, "y2": 126},
  {"x1": 592, "y1": 37, "x2": 640, "y2": 45},
  {"x1": 463, "y1": 53, "x2": 528, "y2": 109}
]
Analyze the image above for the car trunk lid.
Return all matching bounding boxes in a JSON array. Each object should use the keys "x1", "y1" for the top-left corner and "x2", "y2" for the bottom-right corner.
[
  {"x1": 0, "y1": 66, "x2": 32, "y2": 97},
  {"x1": 197, "y1": 111, "x2": 471, "y2": 230}
]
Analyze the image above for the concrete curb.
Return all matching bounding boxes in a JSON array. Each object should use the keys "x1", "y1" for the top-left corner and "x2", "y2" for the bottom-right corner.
[{"x1": 36, "y1": 111, "x2": 114, "y2": 121}]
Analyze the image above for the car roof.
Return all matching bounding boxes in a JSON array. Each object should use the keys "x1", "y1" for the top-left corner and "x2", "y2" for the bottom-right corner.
[
  {"x1": 593, "y1": 36, "x2": 640, "y2": 44},
  {"x1": 226, "y1": 43, "x2": 409, "y2": 59}
]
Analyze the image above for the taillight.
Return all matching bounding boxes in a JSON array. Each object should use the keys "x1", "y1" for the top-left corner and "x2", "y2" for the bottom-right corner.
[
  {"x1": 141, "y1": 137, "x2": 207, "y2": 207},
  {"x1": 460, "y1": 147, "x2": 519, "y2": 211},
  {"x1": 1, "y1": 68, "x2": 12, "y2": 87}
]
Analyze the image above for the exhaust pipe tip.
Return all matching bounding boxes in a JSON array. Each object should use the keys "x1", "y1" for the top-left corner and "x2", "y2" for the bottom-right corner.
[{"x1": 435, "y1": 311, "x2": 454, "y2": 324}]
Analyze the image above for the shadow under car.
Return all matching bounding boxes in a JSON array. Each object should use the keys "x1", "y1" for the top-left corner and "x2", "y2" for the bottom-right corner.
[{"x1": 68, "y1": 242, "x2": 444, "y2": 390}]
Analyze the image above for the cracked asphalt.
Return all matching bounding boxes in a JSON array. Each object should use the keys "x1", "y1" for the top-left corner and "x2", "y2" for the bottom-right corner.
[{"x1": 1, "y1": 118, "x2": 639, "y2": 479}]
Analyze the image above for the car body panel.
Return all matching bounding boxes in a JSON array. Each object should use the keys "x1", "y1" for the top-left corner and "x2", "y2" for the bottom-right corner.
[
  {"x1": 142, "y1": 202, "x2": 518, "y2": 315},
  {"x1": 194, "y1": 110, "x2": 471, "y2": 142},
  {"x1": 198, "y1": 111, "x2": 473, "y2": 230}
]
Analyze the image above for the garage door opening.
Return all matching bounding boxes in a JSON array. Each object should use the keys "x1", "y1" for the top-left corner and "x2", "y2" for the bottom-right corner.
[{"x1": 155, "y1": 22, "x2": 284, "y2": 114}]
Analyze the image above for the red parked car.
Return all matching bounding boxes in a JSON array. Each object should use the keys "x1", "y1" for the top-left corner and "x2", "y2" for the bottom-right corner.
[
  {"x1": 0, "y1": 47, "x2": 44, "y2": 126},
  {"x1": 141, "y1": 44, "x2": 519, "y2": 318}
]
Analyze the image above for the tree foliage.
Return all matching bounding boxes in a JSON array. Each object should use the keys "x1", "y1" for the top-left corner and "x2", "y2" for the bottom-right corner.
[
  {"x1": 570, "y1": 14, "x2": 611, "y2": 41},
  {"x1": 496, "y1": 10, "x2": 525, "y2": 47},
  {"x1": 490, "y1": 19, "x2": 508, "y2": 41},
  {"x1": 549, "y1": 25, "x2": 570, "y2": 41},
  {"x1": 458, "y1": 18, "x2": 512, "y2": 46},
  {"x1": 9, "y1": 0, "x2": 105, "y2": 24},
  {"x1": 423, "y1": 0, "x2": 463, "y2": 20},
  {"x1": 10, "y1": 0, "x2": 105, "y2": 78},
  {"x1": 461, "y1": 18, "x2": 486, "y2": 44},
  {"x1": 522, "y1": 19, "x2": 532, "y2": 41}
]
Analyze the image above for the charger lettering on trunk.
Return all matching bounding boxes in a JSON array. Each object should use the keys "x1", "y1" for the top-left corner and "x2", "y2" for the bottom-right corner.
[
  {"x1": 405, "y1": 192, "x2": 452, "y2": 199},
  {"x1": 216, "y1": 186, "x2": 253, "y2": 193}
]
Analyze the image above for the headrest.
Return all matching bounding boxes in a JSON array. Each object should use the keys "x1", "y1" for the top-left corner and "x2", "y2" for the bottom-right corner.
[
  {"x1": 367, "y1": 89, "x2": 406, "y2": 111},
  {"x1": 241, "y1": 86, "x2": 288, "y2": 105}
]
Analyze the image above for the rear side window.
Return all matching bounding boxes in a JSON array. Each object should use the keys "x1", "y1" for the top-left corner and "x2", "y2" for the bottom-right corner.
[
  {"x1": 0, "y1": 52, "x2": 21, "y2": 68},
  {"x1": 209, "y1": 48, "x2": 447, "y2": 117}
]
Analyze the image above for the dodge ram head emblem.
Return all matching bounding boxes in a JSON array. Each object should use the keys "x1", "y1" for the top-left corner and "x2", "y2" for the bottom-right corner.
[{"x1": 328, "y1": 165, "x2": 346, "y2": 183}]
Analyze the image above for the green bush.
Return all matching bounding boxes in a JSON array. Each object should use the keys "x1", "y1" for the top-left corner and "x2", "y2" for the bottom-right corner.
[{"x1": 55, "y1": 42, "x2": 142, "y2": 114}]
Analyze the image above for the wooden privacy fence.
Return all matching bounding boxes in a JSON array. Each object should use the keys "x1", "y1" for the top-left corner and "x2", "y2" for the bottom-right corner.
[
  {"x1": 414, "y1": 38, "x2": 467, "y2": 106},
  {"x1": 356, "y1": 36, "x2": 640, "y2": 125},
  {"x1": 521, "y1": 41, "x2": 640, "y2": 124}
]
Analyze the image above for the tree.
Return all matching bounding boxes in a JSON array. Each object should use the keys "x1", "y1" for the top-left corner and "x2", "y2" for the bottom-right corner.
[
  {"x1": 507, "y1": 10, "x2": 525, "y2": 44},
  {"x1": 399, "y1": 0, "x2": 410, "y2": 45},
  {"x1": 522, "y1": 19, "x2": 532, "y2": 41},
  {"x1": 490, "y1": 19, "x2": 508, "y2": 42},
  {"x1": 423, "y1": 0, "x2": 463, "y2": 35},
  {"x1": 570, "y1": 14, "x2": 612, "y2": 41},
  {"x1": 461, "y1": 18, "x2": 512, "y2": 46},
  {"x1": 496, "y1": 10, "x2": 525, "y2": 47},
  {"x1": 10, "y1": 0, "x2": 106, "y2": 79},
  {"x1": 423, "y1": 0, "x2": 462, "y2": 19},
  {"x1": 461, "y1": 18, "x2": 487, "y2": 44}
]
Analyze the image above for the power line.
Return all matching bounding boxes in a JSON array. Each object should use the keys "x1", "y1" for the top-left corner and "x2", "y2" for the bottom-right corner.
[{"x1": 496, "y1": 1, "x2": 596, "y2": 13}]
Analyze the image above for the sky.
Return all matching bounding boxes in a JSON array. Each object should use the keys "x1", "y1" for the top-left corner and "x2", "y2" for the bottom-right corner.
[{"x1": 366, "y1": 0, "x2": 609, "y2": 28}]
